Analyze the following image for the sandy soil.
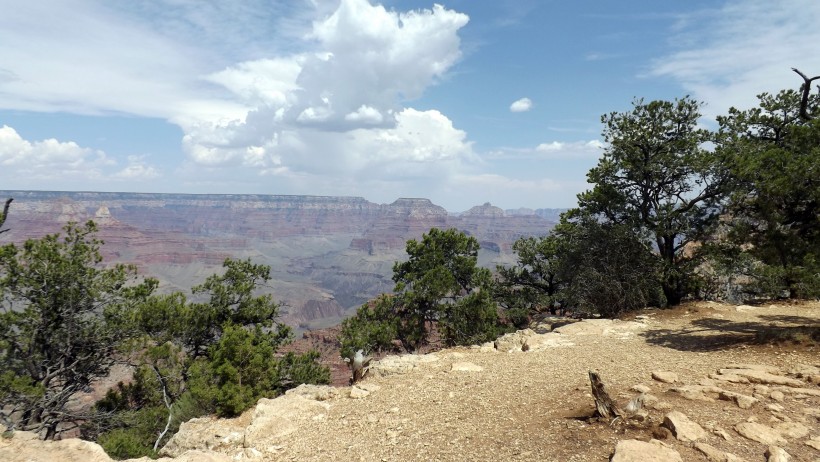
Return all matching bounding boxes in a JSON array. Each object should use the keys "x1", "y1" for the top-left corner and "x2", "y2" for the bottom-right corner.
[{"x1": 270, "y1": 301, "x2": 819, "y2": 461}]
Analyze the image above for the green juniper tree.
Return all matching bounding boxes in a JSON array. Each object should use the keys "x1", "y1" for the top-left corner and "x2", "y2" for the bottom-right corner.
[
  {"x1": 578, "y1": 97, "x2": 728, "y2": 305},
  {"x1": 341, "y1": 228, "x2": 503, "y2": 354},
  {"x1": 716, "y1": 88, "x2": 820, "y2": 298},
  {"x1": 0, "y1": 221, "x2": 155, "y2": 439}
]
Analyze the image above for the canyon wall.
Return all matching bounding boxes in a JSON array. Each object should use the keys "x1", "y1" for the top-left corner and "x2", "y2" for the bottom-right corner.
[{"x1": 0, "y1": 191, "x2": 561, "y2": 328}]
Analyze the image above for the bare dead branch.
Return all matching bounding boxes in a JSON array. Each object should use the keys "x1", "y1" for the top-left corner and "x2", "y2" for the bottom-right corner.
[
  {"x1": 792, "y1": 68, "x2": 820, "y2": 120},
  {"x1": 588, "y1": 370, "x2": 622, "y2": 420},
  {"x1": 0, "y1": 198, "x2": 12, "y2": 234}
]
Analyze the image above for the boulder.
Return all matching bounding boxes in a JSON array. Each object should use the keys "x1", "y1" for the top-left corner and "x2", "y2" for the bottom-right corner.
[
  {"x1": 734, "y1": 422, "x2": 787, "y2": 446},
  {"x1": 494, "y1": 329, "x2": 534, "y2": 352},
  {"x1": 764, "y1": 446, "x2": 791, "y2": 462},
  {"x1": 610, "y1": 439, "x2": 682, "y2": 462},
  {"x1": 773, "y1": 421, "x2": 809, "y2": 439},
  {"x1": 0, "y1": 431, "x2": 114, "y2": 462},
  {"x1": 662, "y1": 411, "x2": 707, "y2": 442},
  {"x1": 694, "y1": 442, "x2": 746, "y2": 462}
]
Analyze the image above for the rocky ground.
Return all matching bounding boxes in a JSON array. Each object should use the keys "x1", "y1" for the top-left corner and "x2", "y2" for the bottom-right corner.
[{"x1": 2, "y1": 301, "x2": 818, "y2": 461}]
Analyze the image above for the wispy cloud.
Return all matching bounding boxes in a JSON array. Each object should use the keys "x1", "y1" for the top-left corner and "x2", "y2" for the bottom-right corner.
[{"x1": 649, "y1": 0, "x2": 820, "y2": 120}]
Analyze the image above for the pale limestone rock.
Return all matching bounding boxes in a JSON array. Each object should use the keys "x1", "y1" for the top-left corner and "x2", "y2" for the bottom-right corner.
[
  {"x1": 734, "y1": 422, "x2": 787, "y2": 446},
  {"x1": 764, "y1": 446, "x2": 791, "y2": 462},
  {"x1": 765, "y1": 403, "x2": 785, "y2": 412},
  {"x1": 450, "y1": 362, "x2": 484, "y2": 372},
  {"x1": 770, "y1": 390, "x2": 785, "y2": 402},
  {"x1": 631, "y1": 384, "x2": 651, "y2": 394},
  {"x1": 349, "y1": 385, "x2": 371, "y2": 399},
  {"x1": 651, "y1": 371, "x2": 678, "y2": 384},
  {"x1": 694, "y1": 442, "x2": 746, "y2": 462},
  {"x1": 710, "y1": 373, "x2": 750, "y2": 384},
  {"x1": 719, "y1": 390, "x2": 758, "y2": 409},
  {"x1": 0, "y1": 431, "x2": 116, "y2": 462},
  {"x1": 805, "y1": 436, "x2": 820, "y2": 450},
  {"x1": 713, "y1": 426, "x2": 733, "y2": 441},
  {"x1": 494, "y1": 329, "x2": 534, "y2": 352},
  {"x1": 725, "y1": 364, "x2": 781, "y2": 374},
  {"x1": 526, "y1": 332, "x2": 575, "y2": 350},
  {"x1": 662, "y1": 411, "x2": 707, "y2": 442},
  {"x1": 552, "y1": 319, "x2": 645, "y2": 337},
  {"x1": 243, "y1": 394, "x2": 331, "y2": 448},
  {"x1": 788, "y1": 364, "x2": 820, "y2": 378},
  {"x1": 160, "y1": 451, "x2": 233, "y2": 462},
  {"x1": 160, "y1": 416, "x2": 245, "y2": 457},
  {"x1": 774, "y1": 421, "x2": 809, "y2": 439},
  {"x1": 670, "y1": 385, "x2": 716, "y2": 401},
  {"x1": 477, "y1": 341, "x2": 496, "y2": 352},
  {"x1": 610, "y1": 439, "x2": 682, "y2": 462},
  {"x1": 719, "y1": 369, "x2": 804, "y2": 387},
  {"x1": 369, "y1": 353, "x2": 439, "y2": 377},
  {"x1": 285, "y1": 383, "x2": 339, "y2": 401},
  {"x1": 773, "y1": 386, "x2": 820, "y2": 397}
]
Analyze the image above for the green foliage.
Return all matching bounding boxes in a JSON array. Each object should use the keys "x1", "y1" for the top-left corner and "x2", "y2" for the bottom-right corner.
[
  {"x1": 392, "y1": 228, "x2": 501, "y2": 348},
  {"x1": 93, "y1": 258, "x2": 330, "y2": 456},
  {"x1": 495, "y1": 235, "x2": 562, "y2": 325},
  {"x1": 339, "y1": 294, "x2": 398, "y2": 359},
  {"x1": 578, "y1": 97, "x2": 726, "y2": 305},
  {"x1": 340, "y1": 228, "x2": 502, "y2": 353},
  {"x1": 0, "y1": 221, "x2": 155, "y2": 439},
  {"x1": 551, "y1": 212, "x2": 663, "y2": 317},
  {"x1": 186, "y1": 323, "x2": 328, "y2": 417},
  {"x1": 716, "y1": 89, "x2": 820, "y2": 299}
]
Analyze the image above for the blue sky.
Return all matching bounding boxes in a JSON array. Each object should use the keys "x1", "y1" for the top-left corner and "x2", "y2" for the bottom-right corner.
[{"x1": 1, "y1": 0, "x2": 818, "y2": 211}]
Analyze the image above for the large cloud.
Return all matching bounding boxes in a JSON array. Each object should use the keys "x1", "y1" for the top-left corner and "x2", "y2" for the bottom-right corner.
[{"x1": 182, "y1": 0, "x2": 473, "y2": 180}]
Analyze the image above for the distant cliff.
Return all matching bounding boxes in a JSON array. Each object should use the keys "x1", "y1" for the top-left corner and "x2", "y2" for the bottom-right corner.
[{"x1": 0, "y1": 191, "x2": 562, "y2": 328}]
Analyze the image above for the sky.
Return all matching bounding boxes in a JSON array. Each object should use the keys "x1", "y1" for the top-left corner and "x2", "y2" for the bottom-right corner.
[{"x1": 1, "y1": 0, "x2": 819, "y2": 212}]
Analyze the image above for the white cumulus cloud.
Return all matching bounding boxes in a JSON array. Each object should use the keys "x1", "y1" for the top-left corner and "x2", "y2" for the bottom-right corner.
[{"x1": 509, "y1": 97, "x2": 533, "y2": 112}]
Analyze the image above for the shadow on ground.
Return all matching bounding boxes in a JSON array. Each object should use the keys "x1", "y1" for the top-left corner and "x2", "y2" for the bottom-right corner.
[{"x1": 641, "y1": 314, "x2": 820, "y2": 352}]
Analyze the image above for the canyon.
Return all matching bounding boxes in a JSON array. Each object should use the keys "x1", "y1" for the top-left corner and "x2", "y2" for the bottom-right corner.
[{"x1": 0, "y1": 191, "x2": 562, "y2": 329}]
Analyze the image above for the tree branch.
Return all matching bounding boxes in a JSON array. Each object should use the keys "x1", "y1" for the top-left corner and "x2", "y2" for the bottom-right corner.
[
  {"x1": 792, "y1": 68, "x2": 820, "y2": 120},
  {"x1": 0, "y1": 198, "x2": 12, "y2": 234}
]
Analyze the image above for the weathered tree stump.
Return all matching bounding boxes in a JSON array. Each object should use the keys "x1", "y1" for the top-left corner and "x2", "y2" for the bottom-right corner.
[{"x1": 589, "y1": 370, "x2": 622, "y2": 419}]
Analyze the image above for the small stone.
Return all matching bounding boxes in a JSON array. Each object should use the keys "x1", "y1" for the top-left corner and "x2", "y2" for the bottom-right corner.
[
  {"x1": 765, "y1": 403, "x2": 785, "y2": 412},
  {"x1": 734, "y1": 422, "x2": 786, "y2": 446},
  {"x1": 764, "y1": 446, "x2": 791, "y2": 462},
  {"x1": 770, "y1": 391, "x2": 785, "y2": 402},
  {"x1": 652, "y1": 371, "x2": 678, "y2": 383},
  {"x1": 805, "y1": 436, "x2": 820, "y2": 450},
  {"x1": 631, "y1": 384, "x2": 651, "y2": 394},
  {"x1": 662, "y1": 411, "x2": 707, "y2": 442},
  {"x1": 712, "y1": 427, "x2": 732, "y2": 441},
  {"x1": 349, "y1": 386, "x2": 370, "y2": 399},
  {"x1": 610, "y1": 439, "x2": 682, "y2": 462},
  {"x1": 719, "y1": 390, "x2": 758, "y2": 409}
]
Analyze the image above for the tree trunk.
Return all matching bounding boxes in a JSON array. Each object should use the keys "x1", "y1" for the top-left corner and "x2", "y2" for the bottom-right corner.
[{"x1": 588, "y1": 371, "x2": 621, "y2": 419}]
